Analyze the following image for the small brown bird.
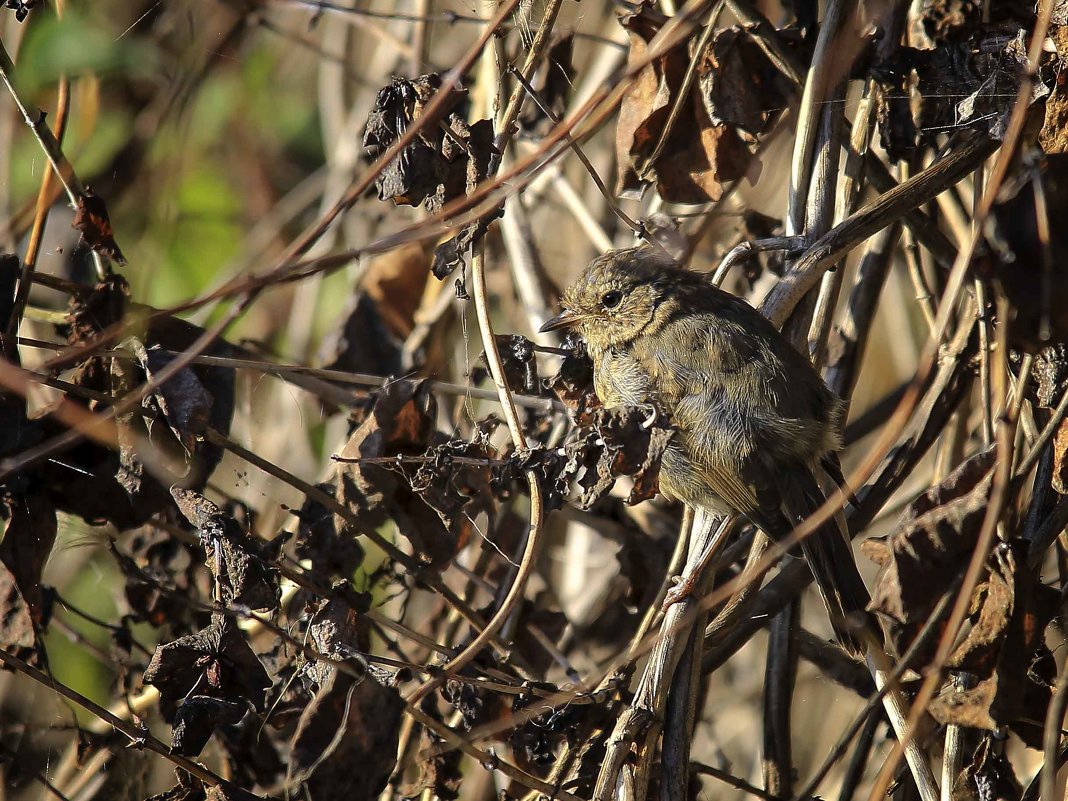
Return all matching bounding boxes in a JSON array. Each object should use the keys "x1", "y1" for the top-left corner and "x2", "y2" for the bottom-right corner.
[{"x1": 541, "y1": 246, "x2": 871, "y2": 653}]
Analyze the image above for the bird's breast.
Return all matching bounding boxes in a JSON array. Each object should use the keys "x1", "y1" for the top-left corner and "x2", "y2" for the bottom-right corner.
[{"x1": 591, "y1": 347, "x2": 657, "y2": 408}]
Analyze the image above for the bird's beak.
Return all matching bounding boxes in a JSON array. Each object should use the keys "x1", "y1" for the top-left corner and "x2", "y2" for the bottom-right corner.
[{"x1": 539, "y1": 309, "x2": 583, "y2": 333}]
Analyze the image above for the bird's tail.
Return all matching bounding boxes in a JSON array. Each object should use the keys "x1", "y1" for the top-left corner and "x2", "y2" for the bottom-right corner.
[{"x1": 784, "y1": 468, "x2": 872, "y2": 657}]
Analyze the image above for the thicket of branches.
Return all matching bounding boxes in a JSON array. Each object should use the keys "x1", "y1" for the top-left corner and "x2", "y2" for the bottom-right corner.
[{"x1": 2, "y1": 1, "x2": 1068, "y2": 800}]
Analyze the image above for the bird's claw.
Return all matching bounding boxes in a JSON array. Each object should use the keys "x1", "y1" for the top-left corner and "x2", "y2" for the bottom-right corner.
[{"x1": 662, "y1": 573, "x2": 700, "y2": 609}]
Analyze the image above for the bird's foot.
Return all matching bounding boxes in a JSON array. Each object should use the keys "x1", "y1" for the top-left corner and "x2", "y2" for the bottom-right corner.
[{"x1": 662, "y1": 573, "x2": 701, "y2": 609}]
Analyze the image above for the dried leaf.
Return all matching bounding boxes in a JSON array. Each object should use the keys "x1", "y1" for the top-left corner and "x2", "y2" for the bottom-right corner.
[
  {"x1": 0, "y1": 491, "x2": 57, "y2": 628},
  {"x1": 171, "y1": 487, "x2": 280, "y2": 612},
  {"x1": 566, "y1": 404, "x2": 675, "y2": 509},
  {"x1": 72, "y1": 190, "x2": 126, "y2": 264},
  {"x1": 143, "y1": 613, "x2": 272, "y2": 721},
  {"x1": 546, "y1": 337, "x2": 597, "y2": 413},
  {"x1": 364, "y1": 74, "x2": 499, "y2": 279},
  {"x1": 867, "y1": 448, "x2": 995, "y2": 632},
  {"x1": 487, "y1": 334, "x2": 540, "y2": 395},
  {"x1": 335, "y1": 380, "x2": 460, "y2": 567},
  {"x1": 928, "y1": 542, "x2": 1058, "y2": 746},
  {"x1": 1040, "y1": 26, "x2": 1068, "y2": 153},
  {"x1": 948, "y1": 738, "x2": 1022, "y2": 801},
  {"x1": 983, "y1": 153, "x2": 1068, "y2": 351},
  {"x1": 518, "y1": 34, "x2": 575, "y2": 136},
  {"x1": 171, "y1": 695, "x2": 246, "y2": 757},
  {"x1": 289, "y1": 670, "x2": 403, "y2": 801},
  {"x1": 400, "y1": 730, "x2": 462, "y2": 801},
  {"x1": 616, "y1": 7, "x2": 760, "y2": 203}
]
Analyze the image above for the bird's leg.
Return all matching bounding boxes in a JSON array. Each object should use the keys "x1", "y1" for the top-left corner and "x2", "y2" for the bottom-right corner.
[{"x1": 663, "y1": 509, "x2": 732, "y2": 608}]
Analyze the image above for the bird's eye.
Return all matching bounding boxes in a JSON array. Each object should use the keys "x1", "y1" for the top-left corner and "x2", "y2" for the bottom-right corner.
[{"x1": 601, "y1": 290, "x2": 623, "y2": 310}]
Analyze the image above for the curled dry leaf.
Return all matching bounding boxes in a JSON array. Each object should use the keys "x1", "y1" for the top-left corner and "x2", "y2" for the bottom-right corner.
[
  {"x1": 288, "y1": 669, "x2": 403, "y2": 801},
  {"x1": 518, "y1": 34, "x2": 575, "y2": 136},
  {"x1": 1040, "y1": 25, "x2": 1068, "y2": 153},
  {"x1": 947, "y1": 738, "x2": 1022, "y2": 801},
  {"x1": 926, "y1": 541, "x2": 1058, "y2": 746},
  {"x1": 171, "y1": 695, "x2": 246, "y2": 757},
  {"x1": 170, "y1": 487, "x2": 280, "y2": 613},
  {"x1": 320, "y1": 243, "x2": 432, "y2": 379},
  {"x1": 983, "y1": 153, "x2": 1068, "y2": 353},
  {"x1": 362, "y1": 73, "x2": 499, "y2": 279},
  {"x1": 571, "y1": 404, "x2": 675, "y2": 509},
  {"x1": 143, "y1": 613, "x2": 271, "y2": 755},
  {"x1": 400, "y1": 730, "x2": 462, "y2": 801},
  {"x1": 869, "y1": 449, "x2": 1058, "y2": 744},
  {"x1": 545, "y1": 335, "x2": 597, "y2": 413},
  {"x1": 866, "y1": 447, "x2": 996, "y2": 634},
  {"x1": 335, "y1": 380, "x2": 464, "y2": 568},
  {"x1": 616, "y1": 4, "x2": 768, "y2": 203},
  {"x1": 0, "y1": 492, "x2": 56, "y2": 661},
  {"x1": 72, "y1": 189, "x2": 126, "y2": 264},
  {"x1": 488, "y1": 334, "x2": 541, "y2": 395}
]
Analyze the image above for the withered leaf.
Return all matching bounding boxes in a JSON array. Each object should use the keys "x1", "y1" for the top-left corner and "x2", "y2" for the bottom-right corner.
[
  {"x1": 947, "y1": 738, "x2": 1022, "y2": 801},
  {"x1": 72, "y1": 190, "x2": 126, "y2": 264},
  {"x1": 135, "y1": 344, "x2": 213, "y2": 456},
  {"x1": 928, "y1": 542, "x2": 1058, "y2": 746},
  {"x1": 294, "y1": 486, "x2": 366, "y2": 578},
  {"x1": 171, "y1": 695, "x2": 247, "y2": 757},
  {"x1": 335, "y1": 380, "x2": 462, "y2": 568},
  {"x1": 289, "y1": 669, "x2": 403, "y2": 801},
  {"x1": 616, "y1": 6, "x2": 759, "y2": 203},
  {"x1": 400, "y1": 730, "x2": 462, "y2": 801},
  {"x1": 487, "y1": 334, "x2": 540, "y2": 395},
  {"x1": 171, "y1": 487, "x2": 279, "y2": 613},
  {"x1": 143, "y1": 613, "x2": 272, "y2": 720},
  {"x1": 567, "y1": 404, "x2": 675, "y2": 509},
  {"x1": 545, "y1": 338, "x2": 597, "y2": 413},
  {"x1": 0, "y1": 491, "x2": 57, "y2": 628},
  {"x1": 867, "y1": 447, "x2": 995, "y2": 632},
  {"x1": 518, "y1": 34, "x2": 575, "y2": 136},
  {"x1": 1040, "y1": 27, "x2": 1068, "y2": 153},
  {"x1": 363, "y1": 74, "x2": 499, "y2": 279},
  {"x1": 982, "y1": 153, "x2": 1068, "y2": 352}
]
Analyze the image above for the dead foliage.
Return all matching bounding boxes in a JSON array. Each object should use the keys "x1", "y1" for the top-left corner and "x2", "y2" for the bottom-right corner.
[{"x1": 4, "y1": 3, "x2": 1068, "y2": 801}]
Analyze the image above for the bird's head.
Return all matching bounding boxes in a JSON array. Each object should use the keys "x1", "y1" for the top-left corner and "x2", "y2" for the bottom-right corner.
[{"x1": 539, "y1": 246, "x2": 684, "y2": 351}]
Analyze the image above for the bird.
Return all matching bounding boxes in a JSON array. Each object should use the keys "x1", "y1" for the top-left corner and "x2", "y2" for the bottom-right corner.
[{"x1": 540, "y1": 245, "x2": 872, "y2": 654}]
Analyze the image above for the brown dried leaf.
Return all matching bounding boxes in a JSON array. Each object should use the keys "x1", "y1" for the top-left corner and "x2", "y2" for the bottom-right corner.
[
  {"x1": 616, "y1": 6, "x2": 759, "y2": 203},
  {"x1": 983, "y1": 153, "x2": 1068, "y2": 352},
  {"x1": 867, "y1": 448, "x2": 995, "y2": 630},
  {"x1": 361, "y1": 243, "x2": 431, "y2": 339},
  {"x1": 289, "y1": 669, "x2": 403, "y2": 801},
  {"x1": 335, "y1": 381, "x2": 460, "y2": 567},
  {"x1": 927, "y1": 542, "x2": 1058, "y2": 746},
  {"x1": 363, "y1": 74, "x2": 499, "y2": 279},
  {"x1": 72, "y1": 190, "x2": 125, "y2": 264},
  {"x1": 1054, "y1": 416, "x2": 1068, "y2": 493},
  {"x1": 487, "y1": 334, "x2": 540, "y2": 395},
  {"x1": 1040, "y1": 26, "x2": 1068, "y2": 153},
  {"x1": 947, "y1": 738, "x2": 1022, "y2": 801},
  {"x1": 0, "y1": 491, "x2": 56, "y2": 628},
  {"x1": 546, "y1": 341, "x2": 597, "y2": 413},
  {"x1": 171, "y1": 695, "x2": 246, "y2": 757},
  {"x1": 143, "y1": 613, "x2": 272, "y2": 723},
  {"x1": 568, "y1": 404, "x2": 675, "y2": 509},
  {"x1": 400, "y1": 730, "x2": 462, "y2": 801},
  {"x1": 171, "y1": 487, "x2": 280, "y2": 613},
  {"x1": 518, "y1": 34, "x2": 575, "y2": 136}
]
